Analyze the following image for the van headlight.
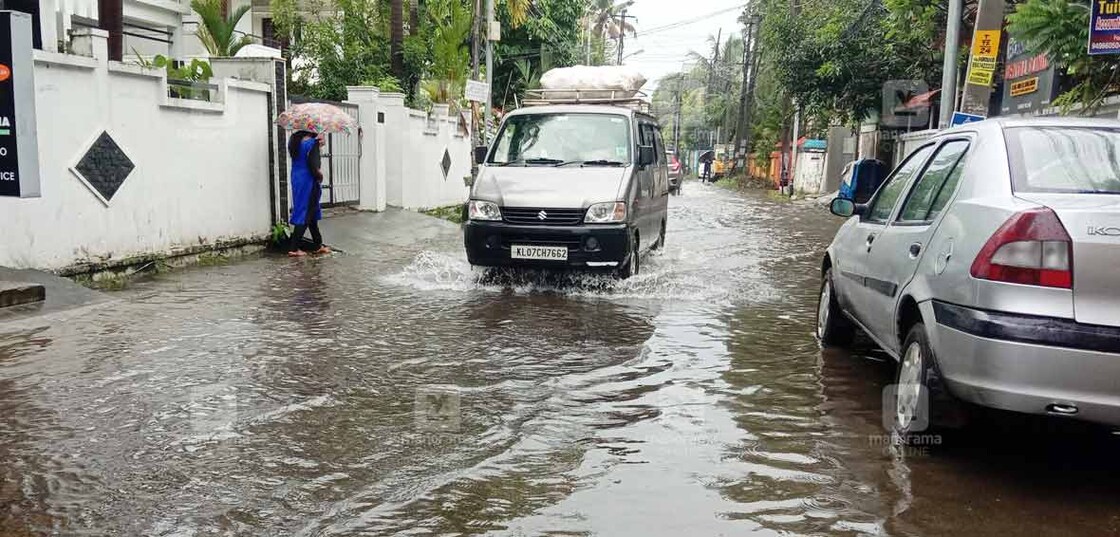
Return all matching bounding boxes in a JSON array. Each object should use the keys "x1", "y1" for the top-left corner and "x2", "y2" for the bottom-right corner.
[
  {"x1": 468, "y1": 200, "x2": 502, "y2": 221},
  {"x1": 585, "y1": 202, "x2": 627, "y2": 223}
]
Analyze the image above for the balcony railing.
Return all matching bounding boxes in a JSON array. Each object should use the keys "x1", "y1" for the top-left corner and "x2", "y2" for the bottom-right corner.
[{"x1": 167, "y1": 79, "x2": 220, "y2": 103}]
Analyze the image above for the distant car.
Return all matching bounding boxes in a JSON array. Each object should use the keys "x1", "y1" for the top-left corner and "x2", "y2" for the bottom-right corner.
[
  {"x1": 712, "y1": 155, "x2": 728, "y2": 179},
  {"x1": 666, "y1": 151, "x2": 682, "y2": 195},
  {"x1": 819, "y1": 117, "x2": 1120, "y2": 435}
]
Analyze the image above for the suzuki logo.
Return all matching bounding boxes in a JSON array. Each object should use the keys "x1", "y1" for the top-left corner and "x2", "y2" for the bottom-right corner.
[
  {"x1": 1088, "y1": 226, "x2": 1120, "y2": 237},
  {"x1": 538, "y1": 210, "x2": 548, "y2": 220}
]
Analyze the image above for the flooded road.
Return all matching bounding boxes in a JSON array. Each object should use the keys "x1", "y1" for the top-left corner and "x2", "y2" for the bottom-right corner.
[{"x1": 2, "y1": 184, "x2": 1119, "y2": 536}]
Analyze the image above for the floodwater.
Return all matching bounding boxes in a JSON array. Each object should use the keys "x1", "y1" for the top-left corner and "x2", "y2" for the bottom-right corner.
[{"x1": 2, "y1": 184, "x2": 1119, "y2": 536}]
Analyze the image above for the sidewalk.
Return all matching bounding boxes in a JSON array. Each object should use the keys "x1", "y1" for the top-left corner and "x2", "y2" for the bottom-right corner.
[{"x1": 0, "y1": 267, "x2": 108, "y2": 326}]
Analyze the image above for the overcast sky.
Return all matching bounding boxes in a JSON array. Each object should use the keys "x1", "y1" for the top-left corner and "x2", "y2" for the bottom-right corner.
[{"x1": 619, "y1": 0, "x2": 748, "y2": 91}]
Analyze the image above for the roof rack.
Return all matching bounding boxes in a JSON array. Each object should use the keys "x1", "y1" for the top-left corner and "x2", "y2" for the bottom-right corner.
[{"x1": 522, "y1": 88, "x2": 651, "y2": 113}]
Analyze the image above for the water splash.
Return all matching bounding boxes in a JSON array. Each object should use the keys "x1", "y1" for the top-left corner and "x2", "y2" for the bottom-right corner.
[{"x1": 383, "y1": 249, "x2": 741, "y2": 303}]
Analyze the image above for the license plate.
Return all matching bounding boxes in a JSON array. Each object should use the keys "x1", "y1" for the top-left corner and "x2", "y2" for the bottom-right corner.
[{"x1": 511, "y1": 244, "x2": 569, "y2": 261}]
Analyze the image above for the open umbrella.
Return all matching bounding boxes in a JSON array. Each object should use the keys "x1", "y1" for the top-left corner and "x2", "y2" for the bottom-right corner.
[{"x1": 276, "y1": 102, "x2": 358, "y2": 134}]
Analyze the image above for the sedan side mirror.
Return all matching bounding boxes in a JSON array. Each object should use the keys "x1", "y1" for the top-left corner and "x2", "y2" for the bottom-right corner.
[
  {"x1": 638, "y1": 145, "x2": 656, "y2": 167},
  {"x1": 830, "y1": 198, "x2": 866, "y2": 218},
  {"x1": 474, "y1": 145, "x2": 489, "y2": 165}
]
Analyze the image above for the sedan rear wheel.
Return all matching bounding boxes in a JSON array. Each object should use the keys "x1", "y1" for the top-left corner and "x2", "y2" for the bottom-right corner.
[
  {"x1": 892, "y1": 322, "x2": 969, "y2": 437},
  {"x1": 895, "y1": 340, "x2": 926, "y2": 434}
]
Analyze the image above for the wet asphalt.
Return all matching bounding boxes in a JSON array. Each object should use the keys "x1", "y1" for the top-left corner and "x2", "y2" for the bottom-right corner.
[{"x1": 1, "y1": 182, "x2": 1119, "y2": 536}]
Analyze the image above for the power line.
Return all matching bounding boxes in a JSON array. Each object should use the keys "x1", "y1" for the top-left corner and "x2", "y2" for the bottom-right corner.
[{"x1": 634, "y1": 4, "x2": 747, "y2": 37}]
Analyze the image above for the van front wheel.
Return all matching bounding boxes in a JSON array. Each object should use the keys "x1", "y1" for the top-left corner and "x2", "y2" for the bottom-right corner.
[
  {"x1": 651, "y1": 221, "x2": 666, "y2": 251},
  {"x1": 617, "y1": 232, "x2": 639, "y2": 279}
]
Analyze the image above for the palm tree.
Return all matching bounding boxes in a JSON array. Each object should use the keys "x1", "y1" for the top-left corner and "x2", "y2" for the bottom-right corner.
[
  {"x1": 391, "y1": 0, "x2": 405, "y2": 76},
  {"x1": 589, "y1": 0, "x2": 634, "y2": 41},
  {"x1": 191, "y1": 0, "x2": 254, "y2": 57},
  {"x1": 410, "y1": 0, "x2": 420, "y2": 36}
]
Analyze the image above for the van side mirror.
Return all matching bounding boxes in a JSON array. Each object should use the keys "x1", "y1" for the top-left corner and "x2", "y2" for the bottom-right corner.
[
  {"x1": 474, "y1": 146, "x2": 489, "y2": 164},
  {"x1": 638, "y1": 145, "x2": 656, "y2": 166},
  {"x1": 830, "y1": 198, "x2": 867, "y2": 218}
]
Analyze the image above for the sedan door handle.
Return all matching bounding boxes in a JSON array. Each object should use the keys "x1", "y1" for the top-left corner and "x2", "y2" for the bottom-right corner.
[
  {"x1": 908, "y1": 242, "x2": 923, "y2": 258},
  {"x1": 865, "y1": 234, "x2": 877, "y2": 252}
]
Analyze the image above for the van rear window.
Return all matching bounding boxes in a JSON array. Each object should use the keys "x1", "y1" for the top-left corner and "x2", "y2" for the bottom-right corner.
[{"x1": 1005, "y1": 126, "x2": 1120, "y2": 194}]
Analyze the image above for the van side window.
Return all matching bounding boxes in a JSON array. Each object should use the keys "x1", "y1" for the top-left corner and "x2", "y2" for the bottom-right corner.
[
  {"x1": 638, "y1": 123, "x2": 652, "y2": 147},
  {"x1": 653, "y1": 128, "x2": 666, "y2": 163}
]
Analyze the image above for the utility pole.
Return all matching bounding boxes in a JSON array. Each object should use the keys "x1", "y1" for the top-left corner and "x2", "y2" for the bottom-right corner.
[
  {"x1": 470, "y1": 0, "x2": 483, "y2": 167},
  {"x1": 705, "y1": 28, "x2": 721, "y2": 94},
  {"x1": 673, "y1": 84, "x2": 682, "y2": 152},
  {"x1": 586, "y1": 17, "x2": 592, "y2": 64},
  {"x1": 938, "y1": 0, "x2": 963, "y2": 128},
  {"x1": 616, "y1": 9, "x2": 627, "y2": 65},
  {"x1": 734, "y1": 14, "x2": 755, "y2": 169},
  {"x1": 484, "y1": 0, "x2": 495, "y2": 143}
]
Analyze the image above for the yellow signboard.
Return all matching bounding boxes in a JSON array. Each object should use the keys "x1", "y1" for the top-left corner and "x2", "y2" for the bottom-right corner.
[
  {"x1": 966, "y1": 29, "x2": 1002, "y2": 88},
  {"x1": 967, "y1": 68, "x2": 994, "y2": 86},
  {"x1": 973, "y1": 30, "x2": 1001, "y2": 57},
  {"x1": 1010, "y1": 77, "x2": 1040, "y2": 97}
]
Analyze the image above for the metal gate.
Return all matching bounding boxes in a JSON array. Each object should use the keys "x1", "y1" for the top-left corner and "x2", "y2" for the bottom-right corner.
[{"x1": 323, "y1": 102, "x2": 361, "y2": 207}]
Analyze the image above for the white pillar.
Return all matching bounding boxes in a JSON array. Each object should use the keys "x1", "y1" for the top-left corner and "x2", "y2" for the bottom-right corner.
[
  {"x1": 346, "y1": 86, "x2": 386, "y2": 212},
  {"x1": 40, "y1": 0, "x2": 59, "y2": 52},
  {"x1": 378, "y1": 92, "x2": 407, "y2": 208}
]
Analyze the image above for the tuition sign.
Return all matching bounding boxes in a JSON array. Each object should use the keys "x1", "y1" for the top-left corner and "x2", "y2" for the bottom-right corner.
[{"x1": 1090, "y1": 0, "x2": 1120, "y2": 55}]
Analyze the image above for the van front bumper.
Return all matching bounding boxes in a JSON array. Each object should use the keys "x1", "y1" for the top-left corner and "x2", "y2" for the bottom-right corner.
[
  {"x1": 464, "y1": 220, "x2": 631, "y2": 269},
  {"x1": 930, "y1": 300, "x2": 1120, "y2": 426}
]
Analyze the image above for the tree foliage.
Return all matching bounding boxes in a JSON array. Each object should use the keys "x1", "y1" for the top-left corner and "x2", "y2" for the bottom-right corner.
[
  {"x1": 272, "y1": 0, "x2": 391, "y2": 100},
  {"x1": 273, "y1": 0, "x2": 586, "y2": 106},
  {"x1": 492, "y1": 0, "x2": 587, "y2": 108},
  {"x1": 192, "y1": 0, "x2": 255, "y2": 57},
  {"x1": 758, "y1": 0, "x2": 942, "y2": 125},
  {"x1": 421, "y1": 0, "x2": 473, "y2": 103}
]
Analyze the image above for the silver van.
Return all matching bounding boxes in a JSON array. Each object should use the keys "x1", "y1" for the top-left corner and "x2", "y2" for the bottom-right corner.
[{"x1": 464, "y1": 104, "x2": 670, "y2": 278}]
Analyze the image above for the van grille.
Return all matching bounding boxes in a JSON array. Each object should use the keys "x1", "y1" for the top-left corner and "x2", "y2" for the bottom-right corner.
[{"x1": 502, "y1": 207, "x2": 585, "y2": 226}]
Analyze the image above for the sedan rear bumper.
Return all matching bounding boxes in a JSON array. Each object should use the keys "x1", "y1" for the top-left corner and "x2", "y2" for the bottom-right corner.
[{"x1": 930, "y1": 300, "x2": 1120, "y2": 426}]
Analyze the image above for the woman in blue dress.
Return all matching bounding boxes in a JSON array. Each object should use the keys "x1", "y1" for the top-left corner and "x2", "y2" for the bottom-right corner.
[{"x1": 287, "y1": 130, "x2": 331, "y2": 257}]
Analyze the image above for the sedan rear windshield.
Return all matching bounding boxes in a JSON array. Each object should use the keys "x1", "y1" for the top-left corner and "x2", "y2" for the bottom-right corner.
[
  {"x1": 489, "y1": 113, "x2": 632, "y2": 166},
  {"x1": 1005, "y1": 126, "x2": 1120, "y2": 194}
]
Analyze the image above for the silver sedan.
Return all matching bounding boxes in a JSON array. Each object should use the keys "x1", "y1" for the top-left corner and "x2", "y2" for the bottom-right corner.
[{"x1": 819, "y1": 117, "x2": 1120, "y2": 435}]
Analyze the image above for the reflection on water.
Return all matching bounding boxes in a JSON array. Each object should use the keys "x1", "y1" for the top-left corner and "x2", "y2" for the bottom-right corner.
[{"x1": 2, "y1": 185, "x2": 1119, "y2": 536}]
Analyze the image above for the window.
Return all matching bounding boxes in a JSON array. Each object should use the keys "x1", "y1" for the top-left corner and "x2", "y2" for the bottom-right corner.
[
  {"x1": 653, "y1": 128, "x2": 666, "y2": 161},
  {"x1": 489, "y1": 113, "x2": 632, "y2": 165},
  {"x1": 928, "y1": 160, "x2": 966, "y2": 219},
  {"x1": 1005, "y1": 127, "x2": 1120, "y2": 194},
  {"x1": 897, "y1": 140, "x2": 970, "y2": 223},
  {"x1": 866, "y1": 145, "x2": 934, "y2": 223}
]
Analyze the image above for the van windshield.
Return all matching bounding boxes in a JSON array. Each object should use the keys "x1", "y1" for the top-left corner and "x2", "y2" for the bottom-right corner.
[
  {"x1": 489, "y1": 113, "x2": 632, "y2": 166},
  {"x1": 1006, "y1": 126, "x2": 1120, "y2": 194}
]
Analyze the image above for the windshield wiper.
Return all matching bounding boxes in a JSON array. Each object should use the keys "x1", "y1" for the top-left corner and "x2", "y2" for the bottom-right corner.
[
  {"x1": 491, "y1": 158, "x2": 565, "y2": 167},
  {"x1": 522, "y1": 157, "x2": 566, "y2": 165},
  {"x1": 580, "y1": 160, "x2": 626, "y2": 167},
  {"x1": 557, "y1": 160, "x2": 626, "y2": 167}
]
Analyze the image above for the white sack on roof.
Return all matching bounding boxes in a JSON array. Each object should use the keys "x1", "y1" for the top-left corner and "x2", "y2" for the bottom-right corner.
[{"x1": 538, "y1": 66, "x2": 648, "y2": 99}]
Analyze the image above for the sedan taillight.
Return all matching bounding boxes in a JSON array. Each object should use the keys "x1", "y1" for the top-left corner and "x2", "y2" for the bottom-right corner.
[{"x1": 970, "y1": 208, "x2": 1073, "y2": 289}]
